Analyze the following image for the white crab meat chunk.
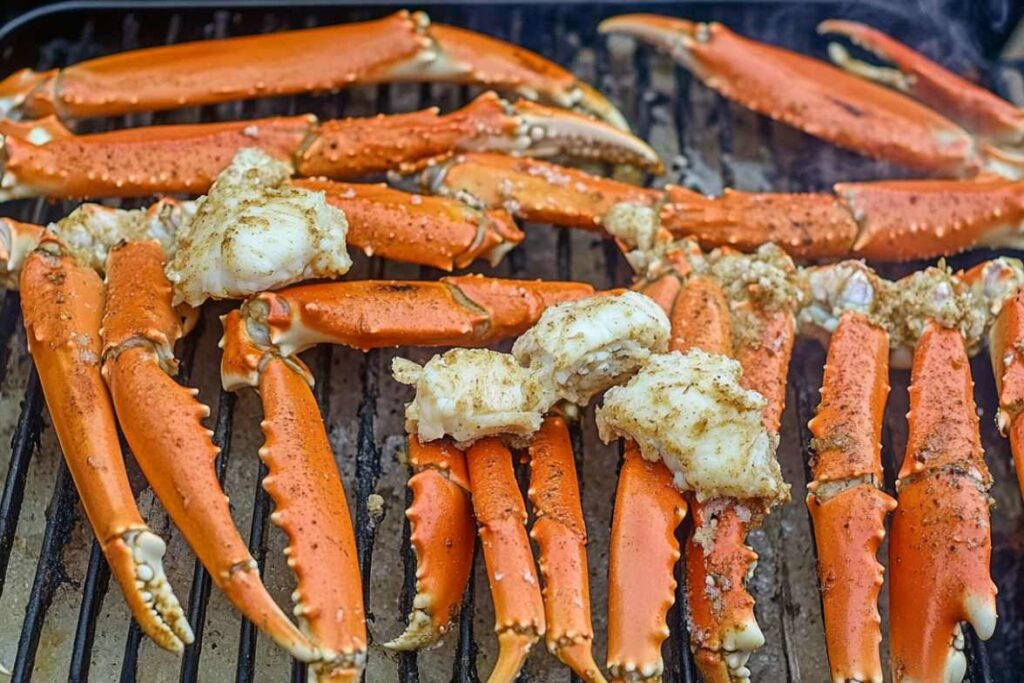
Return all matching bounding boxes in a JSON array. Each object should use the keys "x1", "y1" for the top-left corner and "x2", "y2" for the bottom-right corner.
[
  {"x1": 56, "y1": 199, "x2": 191, "y2": 273},
  {"x1": 166, "y1": 148, "x2": 350, "y2": 306},
  {"x1": 392, "y1": 349, "x2": 547, "y2": 447},
  {"x1": 596, "y1": 350, "x2": 788, "y2": 503},
  {"x1": 512, "y1": 291, "x2": 670, "y2": 405}
]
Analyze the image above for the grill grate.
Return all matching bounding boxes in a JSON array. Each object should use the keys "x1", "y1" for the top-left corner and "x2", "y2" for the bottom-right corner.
[{"x1": 0, "y1": 2, "x2": 1020, "y2": 681}]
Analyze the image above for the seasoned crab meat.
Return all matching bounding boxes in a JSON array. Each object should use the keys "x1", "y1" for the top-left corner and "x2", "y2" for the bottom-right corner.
[
  {"x1": 597, "y1": 350, "x2": 788, "y2": 503},
  {"x1": 512, "y1": 290, "x2": 670, "y2": 404},
  {"x1": 393, "y1": 349, "x2": 547, "y2": 447},
  {"x1": 166, "y1": 148, "x2": 350, "y2": 306}
]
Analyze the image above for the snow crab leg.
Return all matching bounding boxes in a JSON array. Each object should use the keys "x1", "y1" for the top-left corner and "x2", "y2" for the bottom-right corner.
[
  {"x1": 528, "y1": 415, "x2": 605, "y2": 682},
  {"x1": 598, "y1": 15, "x2": 1024, "y2": 178},
  {"x1": 0, "y1": 92, "x2": 660, "y2": 202},
  {"x1": 888, "y1": 321, "x2": 998, "y2": 681},
  {"x1": 807, "y1": 312, "x2": 895, "y2": 683},
  {"x1": 100, "y1": 240, "x2": 319, "y2": 664},
  {"x1": 426, "y1": 152, "x2": 1024, "y2": 262},
  {"x1": 0, "y1": 11, "x2": 627, "y2": 128},
  {"x1": 684, "y1": 262, "x2": 796, "y2": 683},
  {"x1": 20, "y1": 236, "x2": 193, "y2": 652},
  {"x1": 467, "y1": 437, "x2": 547, "y2": 682}
]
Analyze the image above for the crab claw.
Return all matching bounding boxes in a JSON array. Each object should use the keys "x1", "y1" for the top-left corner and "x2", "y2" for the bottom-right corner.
[
  {"x1": 527, "y1": 416, "x2": 606, "y2": 682},
  {"x1": 101, "y1": 241, "x2": 318, "y2": 663},
  {"x1": 819, "y1": 19, "x2": 1024, "y2": 146},
  {"x1": 465, "y1": 437, "x2": 546, "y2": 683},
  {"x1": 20, "y1": 239, "x2": 192, "y2": 653},
  {"x1": 1, "y1": 92, "x2": 654, "y2": 201},
  {"x1": 299, "y1": 92, "x2": 659, "y2": 177},
  {"x1": 221, "y1": 309, "x2": 370, "y2": 677},
  {"x1": 889, "y1": 323, "x2": 997, "y2": 682},
  {"x1": 384, "y1": 437, "x2": 475, "y2": 651},
  {"x1": 599, "y1": 15, "x2": 998, "y2": 178}
]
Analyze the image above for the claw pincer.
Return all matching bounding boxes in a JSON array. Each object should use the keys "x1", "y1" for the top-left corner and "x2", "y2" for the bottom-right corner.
[
  {"x1": 20, "y1": 237, "x2": 192, "y2": 653},
  {"x1": 385, "y1": 438, "x2": 475, "y2": 651},
  {"x1": 888, "y1": 323, "x2": 997, "y2": 682},
  {"x1": 101, "y1": 241, "x2": 318, "y2": 663}
]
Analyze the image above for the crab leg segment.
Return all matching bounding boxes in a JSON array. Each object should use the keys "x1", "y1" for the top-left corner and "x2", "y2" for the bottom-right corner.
[
  {"x1": 0, "y1": 12, "x2": 627, "y2": 128},
  {"x1": 0, "y1": 12, "x2": 428, "y2": 120},
  {"x1": 806, "y1": 312, "x2": 894, "y2": 683},
  {"x1": 680, "y1": 278, "x2": 781, "y2": 683},
  {"x1": 425, "y1": 153, "x2": 661, "y2": 231},
  {"x1": 244, "y1": 275, "x2": 595, "y2": 356},
  {"x1": 989, "y1": 289, "x2": 1024, "y2": 496},
  {"x1": 819, "y1": 19, "x2": 1024, "y2": 145},
  {"x1": 466, "y1": 437, "x2": 546, "y2": 683},
  {"x1": 385, "y1": 438, "x2": 475, "y2": 651},
  {"x1": 0, "y1": 116, "x2": 312, "y2": 200},
  {"x1": 19, "y1": 239, "x2": 192, "y2": 652},
  {"x1": 101, "y1": 241, "x2": 317, "y2": 663},
  {"x1": 607, "y1": 442, "x2": 686, "y2": 681},
  {"x1": 298, "y1": 93, "x2": 660, "y2": 177},
  {"x1": 889, "y1": 323, "x2": 997, "y2": 682},
  {"x1": 254, "y1": 359, "x2": 366, "y2": 680},
  {"x1": 598, "y1": 15, "x2": 1000, "y2": 178},
  {"x1": 0, "y1": 91, "x2": 657, "y2": 202},
  {"x1": 293, "y1": 179, "x2": 523, "y2": 271},
  {"x1": 527, "y1": 416, "x2": 606, "y2": 682}
]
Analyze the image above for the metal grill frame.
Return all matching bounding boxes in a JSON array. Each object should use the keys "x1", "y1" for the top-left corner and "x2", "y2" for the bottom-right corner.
[{"x1": 0, "y1": 2, "x2": 1018, "y2": 681}]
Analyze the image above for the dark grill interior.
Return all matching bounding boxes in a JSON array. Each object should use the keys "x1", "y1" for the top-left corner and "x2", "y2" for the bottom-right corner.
[{"x1": 0, "y1": 2, "x2": 1021, "y2": 681}]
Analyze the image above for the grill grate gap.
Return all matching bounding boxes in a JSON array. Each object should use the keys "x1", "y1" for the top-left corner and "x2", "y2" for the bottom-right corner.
[{"x1": 12, "y1": 459, "x2": 78, "y2": 681}]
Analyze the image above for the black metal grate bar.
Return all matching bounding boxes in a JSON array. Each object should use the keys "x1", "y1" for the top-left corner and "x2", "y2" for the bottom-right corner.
[{"x1": 69, "y1": 542, "x2": 111, "y2": 683}]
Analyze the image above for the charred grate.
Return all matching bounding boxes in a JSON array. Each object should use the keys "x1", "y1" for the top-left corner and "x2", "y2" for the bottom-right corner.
[{"x1": 0, "y1": 2, "x2": 1019, "y2": 681}]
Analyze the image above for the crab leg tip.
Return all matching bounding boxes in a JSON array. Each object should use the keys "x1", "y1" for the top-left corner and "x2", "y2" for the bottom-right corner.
[
  {"x1": 385, "y1": 438, "x2": 474, "y2": 651},
  {"x1": 489, "y1": 630, "x2": 539, "y2": 683},
  {"x1": 555, "y1": 640, "x2": 607, "y2": 683}
]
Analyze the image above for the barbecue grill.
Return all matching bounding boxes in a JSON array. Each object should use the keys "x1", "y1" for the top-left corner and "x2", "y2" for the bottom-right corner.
[{"x1": 0, "y1": 1, "x2": 1022, "y2": 681}]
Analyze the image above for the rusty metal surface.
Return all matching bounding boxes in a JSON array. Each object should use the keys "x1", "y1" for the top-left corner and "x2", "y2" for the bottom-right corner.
[{"x1": 0, "y1": 3, "x2": 1019, "y2": 681}]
